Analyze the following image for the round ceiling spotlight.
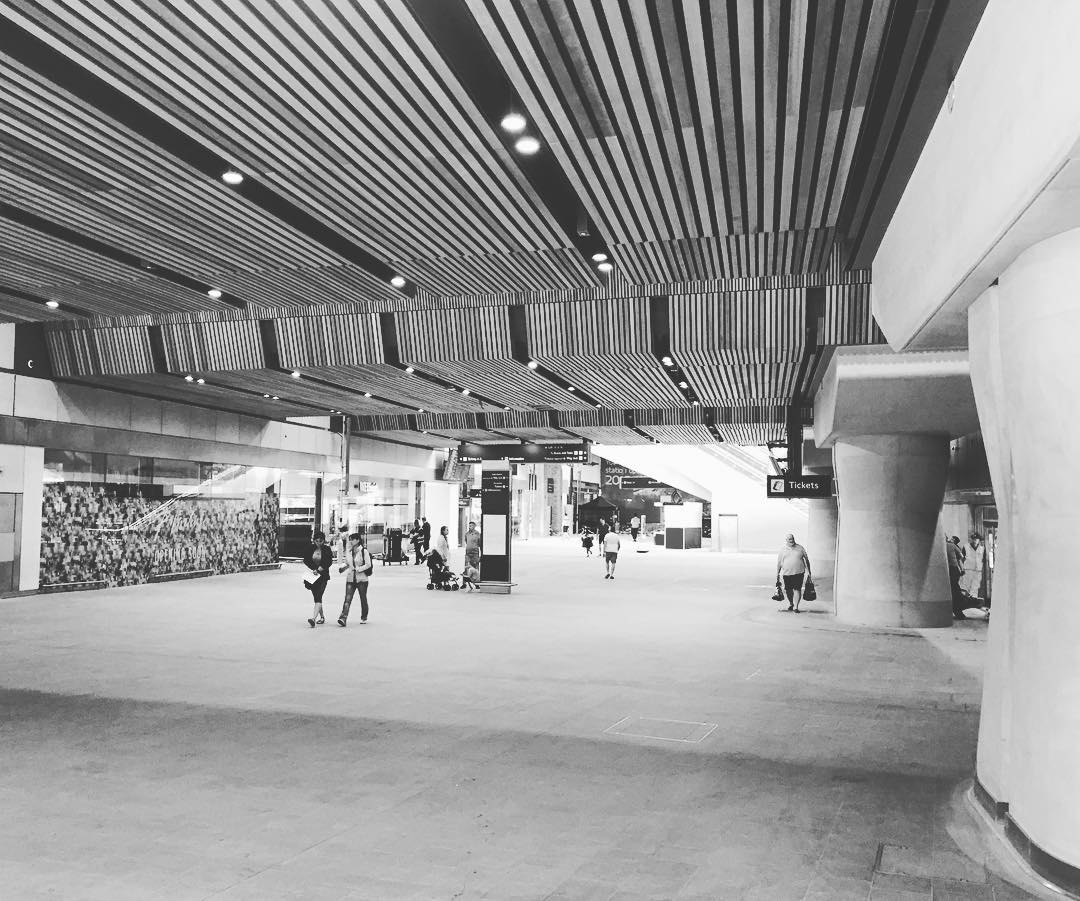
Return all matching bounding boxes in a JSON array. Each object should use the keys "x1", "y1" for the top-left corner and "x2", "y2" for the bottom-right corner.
[
  {"x1": 661, "y1": 356, "x2": 673, "y2": 367},
  {"x1": 221, "y1": 170, "x2": 244, "y2": 185},
  {"x1": 390, "y1": 275, "x2": 407, "y2": 289},
  {"x1": 417, "y1": 408, "x2": 424, "y2": 413},
  {"x1": 514, "y1": 136, "x2": 541, "y2": 155},
  {"x1": 461, "y1": 388, "x2": 470, "y2": 396},
  {"x1": 45, "y1": 300, "x2": 60, "y2": 309},
  {"x1": 207, "y1": 288, "x2": 222, "y2": 299},
  {"x1": 691, "y1": 399, "x2": 700, "y2": 406},
  {"x1": 196, "y1": 378, "x2": 205, "y2": 385},
  {"x1": 291, "y1": 370, "x2": 301, "y2": 379},
  {"x1": 526, "y1": 360, "x2": 538, "y2": 370},
  {"x1": 184, "y1": 375, "x2": 194, "y2": 382},
  {"x1": 503, "y1": 406, "x2": 511, "y2": 411},
  {"x1": 405, "y1": 366, "x2": 415, "y2": 374},
  {"x1": 500, "y1": 112, "x2": 527, "y2": 133},
  {"x1": 678, "y1": 381, "x2": 689, "y2": 389},
  {"x1": 595, "y1": 402, "x2": 603, "y2": 409},
  {"x1": 567, "y1": 386, "x2": 576, "y2": 392},
  {"x1": 272, "y1": 395, "x2": 279, "y2": 400},
  {"x1": 263, "y1": 394, "x2": 270, "y2": 398},
  {"x1": 597, "y1": 262, "x2": 614, "y2": 273},
  {"x1": 363, "y1": 392, "x2": 372, "y2": 398},
  {"x1": 591, "y1": 253, "x2": 607, "y2": 262}
]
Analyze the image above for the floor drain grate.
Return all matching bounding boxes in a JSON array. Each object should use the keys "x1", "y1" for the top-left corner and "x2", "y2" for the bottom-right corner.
[{"x1": 604, "y1": 716, "x2": 718, "y2": 743}]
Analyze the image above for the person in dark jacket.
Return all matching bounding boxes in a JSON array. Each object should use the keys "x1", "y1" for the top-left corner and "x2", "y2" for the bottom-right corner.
[
  {"x1": 304, "y1": 530, "x2": 333, "y2": 628},
  {"x1": 420, "y1": 517, "x2": 432, "y2": 555},
  {"x1": 409, "y1": 519, "x2": 424, "y2": 565}
]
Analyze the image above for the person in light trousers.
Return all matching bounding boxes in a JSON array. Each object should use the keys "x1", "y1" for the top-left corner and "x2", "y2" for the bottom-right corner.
[{"x1": 337, "y1": 533, "x2": 372, "y2": 627}]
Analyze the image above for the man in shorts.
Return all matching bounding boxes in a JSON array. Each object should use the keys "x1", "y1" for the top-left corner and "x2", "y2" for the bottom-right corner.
[
  {"x1": 603, "y1": 528, "x2": 621, "y2": 580},
  {"x1": 464, "y1": 521, "x2": 481, "y2": 573},
  {"x1": 776, "y1": 532, "x2": 811, "y2": 613}
]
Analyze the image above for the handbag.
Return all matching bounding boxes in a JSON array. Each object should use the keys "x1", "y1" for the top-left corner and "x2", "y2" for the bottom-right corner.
[
  {"x1": 362, "y1": 549, "x2": 374, "y2": 577},
  {"x1": 803, "y1": 579, "x2": 817, "y2": 601},
  {"x1": 771, "y1": 580, "x2": 785, "y2": 602}
]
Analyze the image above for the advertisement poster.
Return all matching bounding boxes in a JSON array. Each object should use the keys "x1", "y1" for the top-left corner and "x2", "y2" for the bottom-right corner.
[{"x1": 598, "y1": 460, "x2": 706, "y2": 526}]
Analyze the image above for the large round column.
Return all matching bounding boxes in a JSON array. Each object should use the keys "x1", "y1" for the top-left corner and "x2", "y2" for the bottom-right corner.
[
  {"x1": 804, "y1": 466, "x2": 837, "y2": 609},
  {"x1": 970, "y1": 228, "x2": 1080, "y2": 874},
  {"x1": 833, "y1": 434, "x2": 952, "y2": 628}
]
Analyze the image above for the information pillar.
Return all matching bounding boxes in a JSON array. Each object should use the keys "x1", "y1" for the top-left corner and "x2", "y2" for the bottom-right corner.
[{"x1": 480, "y1": 460, "x2": 512, "y2": 585}]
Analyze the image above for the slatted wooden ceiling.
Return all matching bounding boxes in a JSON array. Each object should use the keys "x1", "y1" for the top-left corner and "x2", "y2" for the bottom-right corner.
[
  {"x1": 1, "y1": 0, "x2": 985, "y2": 443},
  {"x1": 467, "y1": 0, "x2": 893, "y2": 281}
]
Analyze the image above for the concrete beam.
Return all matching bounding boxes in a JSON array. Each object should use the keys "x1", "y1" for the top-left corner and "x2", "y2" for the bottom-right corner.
[
  {"x1": 872, "y1": 0, "x2": 1080, "y2": 350},
  {"x1": 814, "y1": 348, "x2": 979, "y2": 447}
]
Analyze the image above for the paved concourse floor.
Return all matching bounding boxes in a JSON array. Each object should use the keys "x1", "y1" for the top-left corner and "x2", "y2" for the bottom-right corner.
[{"x1": 0, "y1": 538, "x2": 1038, "y2": 900}]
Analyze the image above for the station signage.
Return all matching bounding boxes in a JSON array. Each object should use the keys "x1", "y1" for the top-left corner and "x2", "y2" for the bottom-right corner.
[
  {"x1": 766, "y1": 474, "x2": 833, "y2": 499},
  {"x1": 459, "y1": 441, "x2": 590, "y2": 464},
  {"x1": 600, "y1": 460, "x2": 665, "y2": 490}
]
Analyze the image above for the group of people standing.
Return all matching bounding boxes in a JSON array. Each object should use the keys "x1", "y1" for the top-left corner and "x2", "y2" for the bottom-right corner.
[
  {"x1": 946, "y1": 532, "x2": 989, "y2": 620},
  {"x1": 300, "y1": 520, "x2": 483, "y2": 625}
]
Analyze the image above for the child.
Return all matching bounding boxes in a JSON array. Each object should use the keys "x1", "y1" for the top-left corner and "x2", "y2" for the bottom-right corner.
[
  {"x1": 581, "y1": 528, "x2": 595, "y2": 557},
  {"x1": 462, "y1": 561, "x2": 480, "y2": 591}
]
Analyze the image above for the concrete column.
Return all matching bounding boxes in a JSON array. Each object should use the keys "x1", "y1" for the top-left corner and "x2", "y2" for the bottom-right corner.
[
  {"x1": 804, "y1": 470, "x2": 837, "y2": 610},
  {"x1": 0, "y1": 443, "x2": 44, "y2": 593},
  {"x1": 833, "y1": 435, "x2": 952, "y2": 628},
  {"x1": 969, "y1": 229, "x2": 1080, "y2": 871}
]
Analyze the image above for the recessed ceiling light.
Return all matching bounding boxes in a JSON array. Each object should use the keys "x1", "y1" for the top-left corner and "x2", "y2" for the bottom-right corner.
[
  {"x1": 405, "y1": 366, "x2": 415, "y2": 374},
  {"x1": 272, "y1": 395, "x2": 279, "y2": 400},
  {"x1": 184, "y1": 375, "x2": 194, "y2": 382},
  {"x1": 503, "y1": 406, "x2": 511, "y2": 411},
  {"x1": 417, "y1": 408, "x2": 424, "y2": 413},
  {"x1": 207, "y1": 288, "x2": 222, "y2": 299},
  {"x1": 595, "y1": 403, "x2": 602, "y2": 408},
  {"x1": 514, "y1": 136, "x2": 541, "y2": 154},
  {"x1": 363, "y1": 392, "x2": 372, "y2": 398},
  {"x1": 461, "y1": 388, "x2": 470, "y2": 396},
  {"x1": 291, "y1": 370, "x2": 301, "y2": 378},
  {"x1": 421, "y1": 430, "x2": 428, "y2": 434},
  {"x1": 501, "y1": 112, "x2": 527, "y2": 133},
  {"x1": 692, "y1": 400, "x2": 700, "y2": 406},
  {"x1": 567, "y1": 386, "x2": 576, "y2": 392},
  {"x1": 221, "y1": 170, "x2": 244, "y2": 185},
  {"x1": 591, "y1": 253, "x2": 607, "y2": 262},
  {"x1": 679, "y1": 381, "x2": 688, "y2": 389},
  {"x1": 263, "y1": 394, "x2": 270, "y2": 398},
  {"x1": 597, "y1": 262, "x2": 614, "y2": 273},
  {"x1": 45, "y1": 300, "x2": 60, "y2": 309},
  {"x1": 196, "y1": 378, "x2": 205, "y2": 385},
  {"x1": 526, "y1": 360, "x2": 538, "y2": 370},
  {"x1": 661, "y1": 356, "x2": 673, "y2": 366},
  {"x1": 390, "y1": 275, "x2": 407, "y2": 289}
]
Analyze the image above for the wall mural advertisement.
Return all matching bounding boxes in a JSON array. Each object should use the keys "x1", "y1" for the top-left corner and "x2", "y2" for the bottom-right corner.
[
  {"x1": 598, "y1": 460, "x2": 705, "y2": 526},
  {"x1": 40, "y1": 484, "x2": 279, "y2": 588}
]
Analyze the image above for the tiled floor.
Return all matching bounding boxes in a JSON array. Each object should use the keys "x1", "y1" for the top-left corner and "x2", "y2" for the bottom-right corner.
[{"x1": 0, "y1": 539, "x2": 1038, "y2": 899}]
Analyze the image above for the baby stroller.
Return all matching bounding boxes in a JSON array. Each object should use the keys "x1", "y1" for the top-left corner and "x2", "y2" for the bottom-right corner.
[{"x1": 425, "y1": 551, "x2": 460, "y2": 591}]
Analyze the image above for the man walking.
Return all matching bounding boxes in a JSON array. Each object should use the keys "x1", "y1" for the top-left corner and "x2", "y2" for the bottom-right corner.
[
  {"x1": 603, "y1": 528, "x2": 621, "y2": 580},
  {"x1": 420, "y1": 517, "x2": 432, "y2": 556},
  {"x1": 464, "y1": 521, "x2": 481, "y2": 574},
  {"x1": 304, "y1": 530, "x2": 334, "y2": 627},
  {"x1": 337, "y1": 532, "x2": 372, "y2": 627},
  {"x1": 776, "y1": 532, "x2": 811, "y2": 613}
]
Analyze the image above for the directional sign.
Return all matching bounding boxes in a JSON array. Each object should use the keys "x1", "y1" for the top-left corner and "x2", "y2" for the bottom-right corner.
[
  {"x1": 766, "y1": 474, "x2": 832, "y2": 499},
  {"x1": 459, "y1": 442, "x2": 589, "y2": 464}
]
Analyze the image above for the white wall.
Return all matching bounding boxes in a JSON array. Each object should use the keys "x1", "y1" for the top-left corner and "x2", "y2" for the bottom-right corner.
[
  {"x1": 0, "y1": 443, "x2": 44, "y2": 591},
  {"x1": 421, "y1": 482, "x2": 458, "y2": 561}
]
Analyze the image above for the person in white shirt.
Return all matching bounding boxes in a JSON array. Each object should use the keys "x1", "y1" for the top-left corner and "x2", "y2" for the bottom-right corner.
[
  {"x1": 434, "y1": 525, "x2": 452, "y2": 568},
  {"x1": 603, "y1": 529, "x2": 621, "y2": 580},
  {"x1": 775, "y1": 533, "x2": 811, "y2": 613},
  {"x1": 336, "y1": 533, "x2": 372, "y2": 626}
]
